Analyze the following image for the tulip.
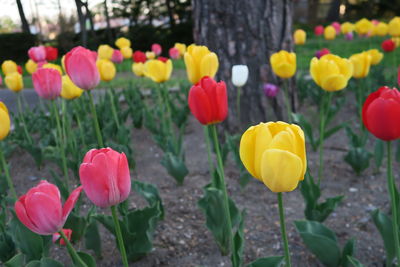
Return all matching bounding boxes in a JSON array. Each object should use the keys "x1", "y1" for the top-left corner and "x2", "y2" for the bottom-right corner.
[
  {"x1": 367, "y1": 49, "x2": 383, "y2": 65},
  {"x1": 32, "y1": 68, "x2": 62, "y2": 100},
  {"x1": 393, "y1": 37, "x2": 400, "y2": 48},
  {"x1": 263, "y1": 83, "x2": 279, "y2": 98},
  {"x1": 324, "y1": 25, "x2": 336, "y2": 40},
  {"x1": 375, "y1": 22, "x2": 389, "y2": 36},
  {"x1": 158, "y1": 56, "x2": 168, "y2": 63},
  {"x1": 239, "y1": 121, "x2": 306, "y2": 192},
  {"x1": 152, "y1": 43, "x2": 162, "y2": 56},
  {"x1": 382, "y1": 39, "x2": 396, "y2": 52},
  {"x1": 5, "y1": 72, "x2": 23, "y2": 92},
  {"x1": 310, "y1": 54, "x2": 353, "y2": 92},
  {"x1": 115, "y1": 37, "x2": 131, "y2": 49},
  {"x1": 314, "y1": 25, "x2": 324, "y2": 36},
  {"x1": 45, "y1": 46, "x2": 58, "y2": 61},
  {"x1": 0, "y1": 102, "x2": 10, "y2": 141},
  {"x1": 184, "y1": 44, "x2": 219, "y2": 84},
  {"x1": 28, "y1": 46, "x2": 47, "y2": 63},
  {"x1": 98, "y1": 44, "x2": 114, "y2": 60},
  {"x1": 174, "y1": 43, "x2": 187, "y2": 56},
  {"x1": 398, "y1": 67, "x2": 400, "y2": 87},
  {"x1": 25, "y1": 59, "x2": 37, "y2": 74},
  {"x1": 144, "y1": 59, "x2": 172, "y2": 83},
  {"x1": 389, "y1": 17, "x2": 400, "y2": 37},
  {"x1": 341, "y1": 22, "x2": 354, "y2": 34},
  {"x1": 231, "y1": 65, "x2": 249, "y2": 87},
  {"x1": 270, "y1": 50, "x2": 296, "y2": 79},
  {"x1": 42, "y1": 63, "x2": 63, "y2": 75},
  {"x1": 61, "y1": 75, "x2": 83, "y2": 100},
  {"x1": 97, "y1": 59, "x2": 116, "y2": 82},
  {"x1": 1, "y1": 60, "x2": 17, "y2": 75},
  {"x1": 0, "y1": 75, "x2": 2, "y2": 86},
  {"x1": 15, "y1": 180, "x2": 82, "y2": 235},
  {"x1": 345, "y1": 32, "x2": 354, "y2": 41},
  {"x1": 146, "y1": 51, "x2": 156, "y2": 59},
  {"x1": 355, "y1": 18, "x2": 373, "y2": 36},
  {"x1": 169, "y1": 47, "x2": 180, "y2": 59},
  {"x1": 349, "y1": 52, "x2": 372, "y2": 79},
  {"x1": 315, "y1": 48, "x2": 330, "y2": 59},
  {"x1": 17, "y1": 65, "x2": 23, "y2": 75},
  {"x1": 111, "y1": 49, "x2": 123, "y2": 64},
  {"x1": 132, "y1": 63, "x2": 145, "y2": 77},
  {"x1": 120, "y1": 47, "x2": 132, "y2": 59},
  {"x1": 65, "y1": 46, "x2": 100, "y2": 90},
  {"x1": 294, "y1": 29, "x2": 306, "y2": 45},
  {"x1": 133, "y1": 51, "x2": 147, "y2": 63},
  {"x1": 52, "y1": 229, "x2": 72, "y2": 246},
  {"x1": 188, "y1": 76, "x2": 228, "y2": 125},
  {"x1": 331, "y1": 22, "x2": 341, "y2": 34}
]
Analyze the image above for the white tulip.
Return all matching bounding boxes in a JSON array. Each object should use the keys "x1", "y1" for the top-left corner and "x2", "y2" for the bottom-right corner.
[{"x1": 231, "y1": 65, "x2": 249, "y2": 87}]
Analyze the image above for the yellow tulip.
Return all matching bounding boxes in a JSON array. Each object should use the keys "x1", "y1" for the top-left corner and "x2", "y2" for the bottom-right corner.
[
  {"x1": 25, "y1": 59, "x2": 37, "y2": 74},
  {"x1": 132, "y1": 62, "x2": 145, "y2": 77},
  {"x1": 144, "y1": 59, "x2": 172, "y2": 83},
  {"x1": 1, "y1": 60, "x2": 17, "y2": 75},
  {"x1": 294, "y1": 29, "x2": 306, "y2": 45},
  {"x1": 270, "y1": 50, "x2": 296, "y2": 79},
  {"x1": 392, "y1": 37, "x2": 400, "y2": 48},
  {"x1": 174, "y1": 43, "x2": 187, "y2": 56},
  {"x1": 367, "y1": 49, "x2": 383, "y2": 65},
  {"x1": 374, "y1": 22, "x2": 388, "y2": 36},
  {"x1": 5, "y1": 72, "x2": 23, "y2": 92},
  {"x1": 145, "y1": 51, "x2": 156, "y2": 60},
  {"x1": 184, "y1": 44, "x2": 219, "y2": 84},
  {"x1": 0, "y1": 102, "x2": 10, "y2": 140},
  {"x1": 355, "y1": 18, "x2": 373, "y2": 35},
  {"x1": 120, "y1": 47, "x2": 132, "y2": 59},
  {"x1": 349, "y1": 52, "x2": 371, "y2": 79},
  {"x1": 42, "y1": 63, "x2": 63, "y2": 75},
  {"x1": 98, "y1": 45, "x2": 114, "y2": 60},
  {"x1": 239, "y1": 121, "x2": 307, "y2": 193},
  {"x1": 341, "y1": 22, "x2": 354, "y2": 34},
  {"x1": 61, "y1": 55, "x2": 66, "y2": 72},
  {"x1": 389, "y1": 17, "x2": 400, "y2": 37},
  {"x1": 96, "y1": 59, "x2": 116, "y2": 82},
  {"x1": 61, "y1": 75, "x2": 83, "y2": 100},
  {"x1": 115, "y1": 37, "x2": 131, "y2": 49},
  {"x1": 310, "y1": 54, "x2": 353, "y2": 92},
  {"x1": 324, "y1": 25, "x2": 336, "y2": 40}
]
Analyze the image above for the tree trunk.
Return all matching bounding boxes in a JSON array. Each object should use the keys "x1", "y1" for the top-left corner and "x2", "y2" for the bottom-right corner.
[
  {"x1": 75, "y1": 0, "x2": 87, "y2": 47},
  {"x1": 166, "y1": 0, "x2": 176, "y2": 28},
  {"x1": 326, "y1": 0, "x2": 340, "y2": 22},
  {"x1": 16, "y1": 0, "x2": 31, "y2": 34},
  {"x1": 104, "y1": 0, "x2": 113, "y2": 43},
  {"x1": 193, "y1": 0, "x2": 293, "y2": 131}
]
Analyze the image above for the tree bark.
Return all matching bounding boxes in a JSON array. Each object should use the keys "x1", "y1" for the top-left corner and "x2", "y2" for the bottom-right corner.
[
  {"x1": 166, "y1": 0, "x2": 176, "y2": 28},
  {"x1": 193, "y1": 0, "x2": 292, "y2": 131},
  {"x1": 16, "y1": 0, "x2": 31, "y2": 34},
  {"x1": 75, "y1": 0, "x2": 87, "y2": 46}
]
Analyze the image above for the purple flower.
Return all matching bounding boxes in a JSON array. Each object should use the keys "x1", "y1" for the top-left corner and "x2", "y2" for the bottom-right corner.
[
  {"x1": 345, "y1": 32, "x2": 353, "y2": 41},
  {"x1": 263, "y1": 83, "x2": 279, "y2": 98}
]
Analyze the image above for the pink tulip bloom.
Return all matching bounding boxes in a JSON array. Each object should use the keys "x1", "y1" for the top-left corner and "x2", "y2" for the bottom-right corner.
[
  {"x1": 15, "y1": 180, "x2": 82, "y2": 235},
  {"x1": 331, "y1": 22, "x2": 341, "y2": 34},
  {"x1": 314, "y1": 25, "x2": 324, "y2": 36},
  {"x1": 151, "y1": 43, "x2": 162, "y2": 56},
  {"x1": 28, "y1": 46, "x2": 47, "y2": 63},
  {"x1": 65, "y1": 46, "x2": 100, "y2": 90},
  {"x1": 345, "y1": 32, "x2": 354, "y2": 40},
  {"x1": 0, "y1": 75, "x2": 2, "y2": 86},
  {"x1": 398, "y1": 67, "x2": 400, "y2": 87},
  {"x1": 37, "y1": 61, "x2": 48, "y2": 69},
  {"x1": 111, "y1": 49, "x2": 124, "y2": 64},
  {"x1": 169, "y1": 47, "x2": 180, "y2": 59},
  {"x1": 52, "y1": 229, "x2": 72, "y2": 245},
  {"x1": 32, "y1": 68, "x2": 62, "y2": 100},
  {"x1": 79, "y1": 148, "x2": 131, "y2": 208}
]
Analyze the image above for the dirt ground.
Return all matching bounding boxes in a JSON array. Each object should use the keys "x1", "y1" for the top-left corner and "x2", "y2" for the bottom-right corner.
[{"x1": 8, "y1": 94, "x2": 392, "y2": 267}]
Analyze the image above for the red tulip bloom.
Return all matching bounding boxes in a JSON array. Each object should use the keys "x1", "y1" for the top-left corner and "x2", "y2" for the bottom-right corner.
[
  {"x1": 398, "y1": 67, "x2": 400, "y2": 87},
  {"x1": 151, "y1": 43, "x2": 162, "y2": 56},
  {"x1": 133, "y1": 51, "x2": 146, "y2": 63},
  {"x1": 362, "y1": 86, "x2": 400, "y2": 141},
  {"x1": 52, "y1": 229, "x2": 72, "y2": 245},
  {"x1": 314, "y1": 25, "x2": 324, "y2": 36},
  {"x1": 45, "y1": 46, "x2": 58, "y2": 61},
  {"x1": 188, "y1": 76, "x2": 228, "y2": 125},
  {"x1": 169, "y1": 47, "x2": 180, "y2": 59},
  {"x1": 158, "y1": 56, "x2": 168, "y2": 63},
  {"x1": 79, "y1": 148, "x2": 131, "y2": 208},
  {"x1": 28, "y1": 46, "x2": 47, "y2": 63},
  {"x1": 315, "y1": 48, "x2": 330, "y2": 59},
  {"x1": 17, "y1": 65, "x2": 23, "y2": 75},
  {"x1": 382, "y1": 39, "x2": 396, "y2": 52},
  {"x1": 15, "y1": 181, "x2": 82, "y2": 235},
  {"x1": 32, "y1": 68, "x2": 62, "y2": 100}
]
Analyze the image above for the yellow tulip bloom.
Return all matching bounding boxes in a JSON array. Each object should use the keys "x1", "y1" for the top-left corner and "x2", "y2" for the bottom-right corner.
[
  {"x1": 389, "y1": 17, "x2": 400, "y2": 37},
  {"x1": 174, "y1": 43, "x2": 187, "y2": 56},
  {"x1": 120, "y1": 47, "x2": 132, "y2": 59},
  {"x1": 349, "y1": 52, "x2": 371, "y2": 79},
  {"x1": 61, "y1": 75, "x2": 83, "y2": 100},
  {"x1": 239, "y1": 121, "x2": 307, "y2": 193},
  {"x1": 145, "y1": 51, "x2": 156, "y2": 59},
  {"x1": 184, "y1": 44, "x2": 219, "y2": 84},
  {"x1": 98, "y1": 45, "x2": 114, "y2": 60},
  {"x1": 374, "y1": 22, "x2": 388, "y2": 36},
  {"x1": 294, "y1": 29, "x2": 306, "y2": 45},
  {"x1": 144, "y1": 59, "x2": 172, "y2": 83},
  {"x1": 61, "y1": 55, "x2": 66, "y2": 72},
  {"x1": 96, "y1": 59, "x2": 116, "y2": 82},
  {"x1": 5, "y1": 72, "x2": 23, "y2": 92},
  {"x1": 324, "y1": 25, "x2": 336, "y2": 40},
  {"x1": 355, "y1": 18, "x2": 373, "y2": 35},
  {"x1": 310, "y1": 54, "x2": 353, "y2": 92},
  {"x1": 115, "y1": 37, "x2": 131, "y2": 49},
  {"x1": 1, "y1": 60, "x2": 17, "y2": 75},
  {"x1": 341, "y1": 22, "x2": 354, "y2": 34},
  {"x1": 367, "y1": 49, "x2": 383, "y2": 65},
  {"x1": 25, "y1": 59, "x2": 37, "y2": 74},
  {"x1": 0, "y1": 102, "x2": 10, "y2": 140},
  {"x1": 270, "y1": 50, "x2": 296, "y2": 79},
  {"x1": 132, "y1": 62, "x2": 145, "y2": 77},
  {"x1": 392, "y1": 37, "x2": 400, "y2": 48},
  {"x1": 42, "y1": 63, "x2": 63, "y2": 75}
]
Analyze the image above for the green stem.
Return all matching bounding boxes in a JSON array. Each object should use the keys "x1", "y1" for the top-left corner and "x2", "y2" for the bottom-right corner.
[
  {"x1": 88, "y1": 91, "x2": 104, "y2": 147},
  {"x1": 356, "y1": 79, "x2": 364, "y2": 125},
  {"x1": 277, "y1": 193, "x2": 292, "y2": 267},
  {"x1": 17, "y1": 93, "x2": 32, "y2": 144},
  {"x1": 203, "y1": 126, "x2": 214, "y2": 176},
  {"x1": 282, "y1": 80, "x2": 292, "y2": 123},
  {"x1": 73, "y1": 100, "x2": 87, "y2": 150},
  {"x1": 317, "y1": 92, "x2": 332, "y2": 184},
  {"x1": 236, "y1": 86, "x2": 241, "y2": 124},
  {"x1": 108, "y1": 88, "x2": 120, "y2": 128},
  {"x1": 111, "y1": 205, "x2": 129, "y2": 267},
  {"x1": 386, "y1": 141, "x2": 400, "y2": 265},
  {"x1": 0, "y1": 144, "x2": 16, "y2": 200},
  {"x1": 59, "y1": 230, "x2": 88, "y2": 267}
]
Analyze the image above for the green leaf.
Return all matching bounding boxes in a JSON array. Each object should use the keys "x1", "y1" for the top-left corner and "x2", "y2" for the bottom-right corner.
[
  {"x1": 347, "y1": 256, "x2": 365, "y2": 267},
  {"x1": 4, "y1": 253, "x2": 24, "y2": 267},
  {"x1": 64, "y1": 213, "x2": 87, "y2": 242},
  {"x1": 324, "y1": 123, "x2": 346, "y2": 140},
  {"x1": 160, "y1": 152, "x2": 189, "y2": 185},
  {"x1": 294, "y1": 220, "x2": 341, "y2": 267},
  {"x1": 341, "y1": 238, "x2": 355, "y2": 267},
  {"x1": 49, "y1": 170, "x2": 69, "y2": 201},
  {"x1": 84, "y1": 220, "x2": 102, "y2": 258},
  {"x1": 247, "y1": 256, "x2": 285, "y2": 267},
  {"x1": 231, "y1": 211, "x2": 246, "y2": 267},
  {"x1": 25, "y1": 258, "x2": 64, "y2": 267},
  {"x1": 76, "y1": 251, "x2": 96, "y2": 267},
  {"x1": 344, "y1": 147, "x2": 371, "y2": 175},
  {"x1": 371, "y1": 209, "x2": 395, "y2": 265},
  {"x1": 374, "y1": 139, "x2": 384, "y2": 170},
  {"x1": 132, "y1": 180, "x2": 164, "y2": 219},
  {"x1": 0, "y1": 231, "x2": 16, "y2": 263}
]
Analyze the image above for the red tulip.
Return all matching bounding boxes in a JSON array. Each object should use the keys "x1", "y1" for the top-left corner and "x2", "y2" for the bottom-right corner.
[
  {"x1": 28, "y1": 46, "x2": 47, "y2": 63},
  {"x1": 188, "y1": 76, "x2": 228, "y2": 125},
  {"x1": 315, "y1": 48, "x2": 330, "y2": 59},
  {"x1": 382, "y1": 39, "x2": 396, "y2": 52},
  {"x1": 158, "y1": 56, "x2": 168, "y2": 63},
  {"x1": 45, "y1": 46, "x2": 58, "y2": 61},
  {"x1": 169, "y1": 47, "x2": 180, "y2": 59},
  {"x1": 32, "y1": 68, "x2": 62, "y2": 100},
  {"x1": 111, "y1": 49, "x2": 123, "y2": 64},
  {"x1": 79, "y1": 148, "x2": 131, "y2": 208},
  {"x1": 398, "y1": 67, "x2": 400, "y2": 87},
  {"x1": 151, "y1": 43, "x2": 162, "y2": 56},
  {"x1": 133, "y1": 51, "x2": 146, "y2": 63},
  {"x1": 52, "y1": 229, "x2": 72, "y2": 245},
  {"x1": 362, "y1": 86, "x2": 400, "y2": 141},
  {"x1": 314, "y1": 25, "x2": 324, "y2": 36},
  {"x1": 65, "y1": 46, "x2": 100, "y2": 90},
  {"x1": 17, "y1": 65, "x2": 23, "y2": 75},
  {"x1": 15, "y1": 180, "x2": 82, "y2": 235}
]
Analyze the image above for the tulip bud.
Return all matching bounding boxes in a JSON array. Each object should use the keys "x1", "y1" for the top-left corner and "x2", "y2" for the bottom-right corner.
[
  {"x1": 314, "y1": 25, "x2": 324, "y2": 36},
  {"x1": 270, "y1": 50, "x2": 296, "y2": 79},
  {"x1": 5, "y1": 72, "x2": 23, "y2": 92},
  {"x1": 111, "y1": 49, "x2": 123, "y2": 64},
  {"x1": 174, "y1": 43, "x2": 187, "y2": 56},
  {"x1": 1, "y1": 60, "x2": 18, "y2": 75},
  {"x1": 146, "y1": 51, "x2": 156, "y2": 59},
  {"x1": 32, "y1": 68, "x2": 62, "y2": 100},
  {"x1": 324, "y1": 26, "x2": 336, "y2": 40},
  {"x1": 263, "y1": 83, "x2": 279, "y2": 98},
  {"x1": 341, "y1": 22, "x2": 354, "y2": 34},
  {"x1": 184, "y1": 44, "x2": 219, "y2": 84},
  {"x1": 132, "y1": 63, "x2": 145, "y2": 77},
  {"x1": 231, "y1": 65, "x2": 249, "y2": 87},
  {"x1": 25, "y1": 59, "x2": 38, "y2": 74},
  {"x1": 45, "y1": 46, "x2": 58, "y2": 61},
  {"x1": 120, "y1": 47, "x2": 133, "y2": 59},
  {"x1": 0, "y1": 102, "x2": 11, "y2": 140},
  {"x1": 345, "y1": 32, "x2": 354, "y2": 41},
  {"x1": 133, "y1": 51, "x2": 147, "y2": 63},
  {"x1": 61, "y1": 75, "x2": 83, "y2": 100},
  {"x1": 367, "y1": 49, "x2": 383, "y2": 65},
  {"x1": 350, "y1": 52, "x2": 372, "y2": 79},
  {"x1": 331, "y1": 22, "x2": 341, "y2": 34},
  {"x1": 388, "y1": 17, "x2": 400, "y2": 37},
  {"x1": 355, "y1": 18, "x2": 373, "y2": 36},
  {"x1": 294, "y1": 29, "x2": 306, "y2": 45},
  {"x1": 28, "y1": 46, "x2": 47, "y2": 63},
  {"x1": 115, "y1": 37, "x2": 131, "y2": 49},
  {"x1": 169, "y1": 47, "x2": 180, "y2": 59},
  {"x1": 144, "y1": 59, "x2": 172, "y2": 83},
  {"x1": 98, "y1": 45, "x2": 114, "y2": 60},
  {"x1": 151, "y1": 43, "x2": 162, "y2": 56},
  {"x1": 97, "y1": 59, "x2": 116, "y2": 82},
  {"x1": 315, "y1": 48, "x2": 330, "y2": 59},
  {"x1": 382, "y1": 39, "x2": 396, "y2": 52}
]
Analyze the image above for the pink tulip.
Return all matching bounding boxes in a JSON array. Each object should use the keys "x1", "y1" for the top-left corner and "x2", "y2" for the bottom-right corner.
[
  {"x1": 0, "y1": 75, "x2": 2, "y2": 86},
  {"x1": 169, "y1": 47, "x2": 180, "y2": 59},
  {"x1": 314, "y1": 25, "x2": 324, "y2": 36},
  {"x1": 151, "y1": 43, "x2": 162, "y2": 56},
  {"x1": 28, "y1": 46, "x2": 47, "y2": 63},
  {"x1": 315, "y1": 48, "x2": 330, "y2": 59},
  {"x1": 32, "y1": 68, "x2": 62, "y2": 100},
  {"x1": 331, "y1": 22, "x2": 341, "y2": 34},
  {"x1": 398, "y1": 67, "x2": 400, "y2": 87},
  {"x1": 65, "y1": 46, "x2": 100, "y2": 90},
  {"x1": 345, "y1": 32, "x2": 354, "y2": 41},
  {"x1": 52, "y1": 229, "x2": 72, "y2": 245},
  {"x1": 79, "y1": 148, "x2": 131, "y2": 208},
  {"x1": 37, "y1": 61, "x2": 48, "y2": 69},
  {"x1": 111, "y1": 49, "x2": 124, "y2": 64},
  {"x1": 15, "y1": 180, "x2": 82, "y2": 235}
]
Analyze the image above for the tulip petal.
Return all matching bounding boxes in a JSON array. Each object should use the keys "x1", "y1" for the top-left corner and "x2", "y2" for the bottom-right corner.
[
  {"x1": 200, "y1": 53, "x2": 219, "y2": 79},
  {"x1": 117, "y1": 153, "x2": 131, "y2": 202},
  {"x1": 15, "y1": 196, "x2": 42, "y2": 234},
  {"x1": 321, "y1": 75, "x2": 347, "y2": 92},
  {"x1": 188, "y1": 85, "x2": 213, "y2": 125},
  {"x1": 184, "y1": 53, "x2": 199, "y2": 84},
  {"x1": 62, "y1": 186, "x2": 83, "y2": 222}
]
